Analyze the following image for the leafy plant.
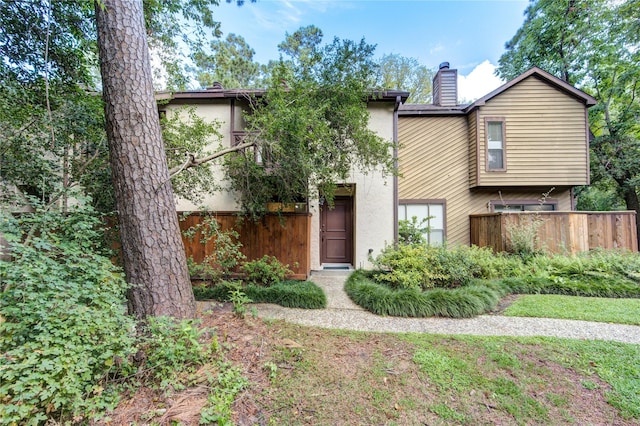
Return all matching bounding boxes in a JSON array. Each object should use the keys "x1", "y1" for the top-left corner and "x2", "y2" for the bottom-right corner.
[
  {"x1": 193, "y1": 280, "x2": 327, "y2": 309},
  {"x1": 371, "y1": 244, "x2": 480, "y2": 290},
  {"x1": 398, "y1": 215, "x2": 430, "y2": 245},
  {"x1": 346, "y1": 270, "x2": 508, "y2": 318},
  {"x1": 0, "y1": 206, "x2": 136, "y2": 425},
  {"x1": 229, "y1": 287, "x2": 253, "y2": 318},
  {"x1": 200, "y1": 362, "x2": 249, "y2": 425},
  {"x1": 240, "y1": 255, "x2": 293, "y2": 287},
  {"x1": 182, "y1": 214, "x2": 246, "y2": 281},
  {"x1": 140, "y1": 316, "x2": 209, "y2": 389}
]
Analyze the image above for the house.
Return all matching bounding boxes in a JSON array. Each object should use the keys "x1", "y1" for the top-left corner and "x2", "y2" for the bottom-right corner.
[
  {"x1": 157, "y1": 86, "x2": 409, "y2": 274},
  {"x1": 398, "y1": 63, "x2": 597, "y2": 246}
]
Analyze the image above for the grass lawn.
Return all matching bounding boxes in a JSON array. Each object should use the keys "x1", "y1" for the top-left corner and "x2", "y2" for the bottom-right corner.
[
  {"x1": 503, "y1": 294, "x2": 640, "y2": 325},
  {"x1": 248, "y1": 319, "x2": 640, "y2": 425}
]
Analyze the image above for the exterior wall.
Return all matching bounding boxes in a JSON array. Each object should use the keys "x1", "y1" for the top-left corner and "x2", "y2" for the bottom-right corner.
[
  {"x1": 162, "y1": 100, "x2": 243, "y2": 211},
  {"x1": 165, "y1": 99, "x2": 396, "y2": 271},
  {"x1": 399, "y1": 115, "x2": 572, "y2": 246},
  {"x1": 309, "y1": 103, "x2": 396, "y2": 270},
  {"x1": 475, "y1": 76, "x2": 589, "y2": 187},
  {"x1": 468, "y1": 109, "x2": 478, "y2": 186}
]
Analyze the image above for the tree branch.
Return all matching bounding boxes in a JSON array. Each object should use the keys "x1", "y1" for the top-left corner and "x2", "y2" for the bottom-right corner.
[{"x1": 168, "y1": 139, "x2": 256, "y2": 177}]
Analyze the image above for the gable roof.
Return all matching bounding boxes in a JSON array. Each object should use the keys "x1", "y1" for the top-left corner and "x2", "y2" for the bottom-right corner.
[
  {"x1": 399, "y1": 66, "x2": 597, "y2": 117},
  {"x1": 465, "y1": 66, "x2": 597, "y2": 111}
]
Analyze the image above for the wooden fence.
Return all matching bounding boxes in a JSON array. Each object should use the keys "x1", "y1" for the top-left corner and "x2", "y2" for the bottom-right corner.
[
  {"x1": 179, "y1": 212, "x2": 311, "y2": 279},
  {"x1": 470, "y1": 211, "x2": 638, "y2": 254}
]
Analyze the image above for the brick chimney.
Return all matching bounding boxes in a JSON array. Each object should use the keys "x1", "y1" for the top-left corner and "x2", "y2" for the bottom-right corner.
[{"x1": 432, "y1": 62, "x2": 458, "y2": 107}]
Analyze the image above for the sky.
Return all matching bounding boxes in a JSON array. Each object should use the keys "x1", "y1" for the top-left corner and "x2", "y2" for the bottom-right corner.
[{"x1": 210, "y1": 0, "x2": 530, "y2": 101}]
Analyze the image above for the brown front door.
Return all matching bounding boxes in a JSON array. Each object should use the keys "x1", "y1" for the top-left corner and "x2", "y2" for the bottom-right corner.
[{"x1": 320, "y1": 196, "x2": 353, "y2": 265}]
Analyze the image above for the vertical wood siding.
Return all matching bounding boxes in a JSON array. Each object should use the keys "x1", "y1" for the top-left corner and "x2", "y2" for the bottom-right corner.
[
  {"x1": 179, "y1": 212, "x2": 311, "y2": 279},
  {"x1": 476, "y1": 76, "x2": 589, "y2": 186},
  {"x1": 470, "y1": 212, "x2": 637, "y2": 254}
]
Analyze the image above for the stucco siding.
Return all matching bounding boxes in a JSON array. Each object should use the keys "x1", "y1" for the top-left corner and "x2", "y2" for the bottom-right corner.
[
  {"x1": 476, "y1": 76, "x2": 589, "y2": 187},
  {"x1": 165, "y1": 98, "x2": 396, "y2": 270},
  {"x1": 310, "y1": 103, "x2": 396, "y2": 270}
]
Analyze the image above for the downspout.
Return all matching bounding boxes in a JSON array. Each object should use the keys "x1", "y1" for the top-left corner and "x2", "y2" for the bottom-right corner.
[{"x1": 393, "y1": 95, "x2": 402, "y2": 243}]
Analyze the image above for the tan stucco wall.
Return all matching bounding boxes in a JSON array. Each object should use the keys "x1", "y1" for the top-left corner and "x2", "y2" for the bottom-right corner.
[
  {"x1": 165, "y1": 99, "x2": 397, "y2": 270},
  {"x1": 309, "y1": 103, "x2": 396, "y2": 270},
  {"x1": 163, "y1": 101, "x2": 241, "y2": 211}
]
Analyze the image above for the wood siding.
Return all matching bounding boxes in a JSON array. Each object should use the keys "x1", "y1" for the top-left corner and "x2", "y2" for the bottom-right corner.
[
  {"x1": 475, "y1": 76, "x2": 589, "y2": 187},
  {"x1": 468, "y1": 110, "x2": 478, "y2": 186},
  {"x1": 470, "y1": 211, "x2": 637, "y2": 254},
  {"x1": 399, "y1": 115, "x2": 572, "y2": 245},
  {"x1": 179, "y1": 212, "x2": 311, "y2": 279}
]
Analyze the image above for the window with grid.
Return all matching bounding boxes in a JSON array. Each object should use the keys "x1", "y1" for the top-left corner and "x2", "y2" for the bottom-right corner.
[{"x1": 398, "y1": 203, "x2": 445, "y2": 245}]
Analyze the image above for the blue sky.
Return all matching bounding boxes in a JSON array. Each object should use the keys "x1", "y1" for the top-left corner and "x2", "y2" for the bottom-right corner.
[{"x1": 211, "y1": 0, "x2": 530, "y2": 100}]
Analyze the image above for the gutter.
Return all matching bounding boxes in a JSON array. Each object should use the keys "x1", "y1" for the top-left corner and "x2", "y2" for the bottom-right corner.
[{"x1": 393, "y1": 95, "x2": 402, "y2": 244}]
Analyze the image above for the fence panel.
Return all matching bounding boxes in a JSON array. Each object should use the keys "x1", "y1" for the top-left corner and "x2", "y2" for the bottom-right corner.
[
  {"x1": 179, "y1": 212, "x2": 311, "y2": 279},
  {"x1": 470, "y1": 211, "x2": 637, "y2": 254}
]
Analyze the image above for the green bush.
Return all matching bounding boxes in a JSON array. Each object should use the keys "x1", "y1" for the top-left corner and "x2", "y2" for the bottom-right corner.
[
  {"x1": 140, "y1": 316, "x2": 209, "y2": 389},
  {"x1": 182, "y1": 215, "x2": 246, "y2": 281},
  {"x1": 372, "y1": 244, "x2": 480, "y2": 290},
  {"x1": 398, "y1": 216, "x2": 429, "y2": 245},
  {"x1": 193, "y1": 280, "x2": 327, "y2": 309},
  {"x1": 0, "y1": 207, "x2": 136, "y2": 425},
  {"x1": 502, "y1": 275, "x2": 640, "y2": 298},
  {"x1": 241, "y1": 255, "x2": 293, "y2": 287},
  {"x1": 346, "y1": 270, "x2": 509, "y2": 318}
]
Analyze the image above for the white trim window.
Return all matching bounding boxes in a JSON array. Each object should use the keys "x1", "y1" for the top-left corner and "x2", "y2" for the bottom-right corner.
[
  {"x1": 487, "y1": 120, "x2": 505, "y2": 170},
  {"x1": 398, "y1": 203, "x2": 445, "y2": 245}
]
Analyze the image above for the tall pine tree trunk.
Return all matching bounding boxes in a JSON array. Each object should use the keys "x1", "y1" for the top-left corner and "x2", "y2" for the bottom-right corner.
[{"x1": 95, "y1": 0, "x2": 195, "y2": 319}]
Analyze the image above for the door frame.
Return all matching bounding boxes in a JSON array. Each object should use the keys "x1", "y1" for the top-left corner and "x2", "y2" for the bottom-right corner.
[{"x1": 319, "y1": 194, "x2": 354, "y2": 267}]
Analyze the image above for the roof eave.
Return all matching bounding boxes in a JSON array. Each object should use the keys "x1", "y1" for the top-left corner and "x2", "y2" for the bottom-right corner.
[{"x1": 464, "y1": 67, "x2": 597, "y2": 112}]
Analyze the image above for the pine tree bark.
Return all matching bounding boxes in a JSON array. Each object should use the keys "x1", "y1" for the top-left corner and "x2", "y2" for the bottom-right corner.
[{"x1": 95, "y1": 0, "x2": 195, "y2": 319}]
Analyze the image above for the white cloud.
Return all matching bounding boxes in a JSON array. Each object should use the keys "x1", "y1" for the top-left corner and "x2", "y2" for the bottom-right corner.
[{"x1": 457, "y1": 60, "x2": 504, "y2": 103}]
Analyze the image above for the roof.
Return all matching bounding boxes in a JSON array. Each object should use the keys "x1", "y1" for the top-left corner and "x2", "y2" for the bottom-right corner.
[
  {"x1": 157, "y1": 87, "x2": 409, "y2": 104},
  {"x1": 398, "y1": 66, "x2": 597, "y2": 117},
  {"x1": 466, "y1": 67, "x2": 597, "y2": 110}
]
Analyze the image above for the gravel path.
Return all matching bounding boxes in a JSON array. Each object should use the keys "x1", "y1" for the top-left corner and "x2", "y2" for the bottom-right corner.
[{"x1": 253, "y1": 271, "x2": 640, "y2": 344}]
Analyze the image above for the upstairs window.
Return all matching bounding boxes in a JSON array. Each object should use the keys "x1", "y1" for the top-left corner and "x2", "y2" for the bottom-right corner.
[{"x1": 486, "y1": 119, "x2": 506, "y2": 171}]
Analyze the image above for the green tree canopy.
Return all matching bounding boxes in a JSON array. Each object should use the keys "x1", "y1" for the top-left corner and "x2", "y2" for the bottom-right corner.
[
  {"x1": 223, "y1": 26, "x2": 395, "y2": 218},
  {"x1": 192, "y1": 33, "x2": 261, "y2": 89},
  {"x1": 376, "y1": 54, "x2": 434, "y2": 103},
  {"x1": 496, "y1": 0, "x2": 640, "y2": 239}
]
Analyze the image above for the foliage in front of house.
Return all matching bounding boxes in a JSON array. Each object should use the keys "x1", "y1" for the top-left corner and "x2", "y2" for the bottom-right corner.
[
  {"x1": 193, "y1": 279, "x2": 327, "y2": 309},
  {"x1": 0, "y1": 205, "x2": 249, "y2": 425},
  {"x1": 184, "y1": 215, "x2": 326, "y2": 309},
  {"x1": 0, "y1": 206, "x2": 136, "y2": 424},
  {"x1": 349, "y1": 241, "x2": 640, "y2": 318}
]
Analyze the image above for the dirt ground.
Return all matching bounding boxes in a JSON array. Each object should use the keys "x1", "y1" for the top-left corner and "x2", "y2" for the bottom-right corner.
[{"x1": 105, "y1": 301, "x2": 635, "y2": 425}]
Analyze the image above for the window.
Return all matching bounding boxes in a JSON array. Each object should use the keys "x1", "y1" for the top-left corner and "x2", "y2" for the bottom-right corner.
[
  {"x1": 492, "y1": 202, "x2": 556, "y2": 212},
  {"x1": 486, "y1": 119, "x2": 505, "y2": 171},
  {"x1": 398, "y1": 202, "x2": 445, "y2": 245}
]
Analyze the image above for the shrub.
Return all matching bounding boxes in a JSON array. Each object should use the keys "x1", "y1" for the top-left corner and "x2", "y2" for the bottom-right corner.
[
  {"x1": 182, "y1": 215, "x2": 246, "y2": 281},
  {"x1": 241, "y1": 255, "x2": 293, "y2": 286},
  {"x1": 372, "y1": 244, "x2": 480, "y2": 290},
  {"x1": 139, "y1": 316, "x2": 209, "y2": 388},
  {"x1": 0, "y1": 207, "x2": 136, "y2": 425},
  {"x1": 193, "y1": 280, "x2": 327, "y2": 309},
  {"x1": 398, "y1": 216, "x2": 429, "y2": 245},
  {"x1": 345, "y1": 270, "x2": 509, "y2": 318}
]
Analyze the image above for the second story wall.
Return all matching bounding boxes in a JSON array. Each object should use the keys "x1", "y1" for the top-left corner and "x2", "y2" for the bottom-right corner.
[{"x1": 473, "y1": 76, "x2": 590, "y2": 188}]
